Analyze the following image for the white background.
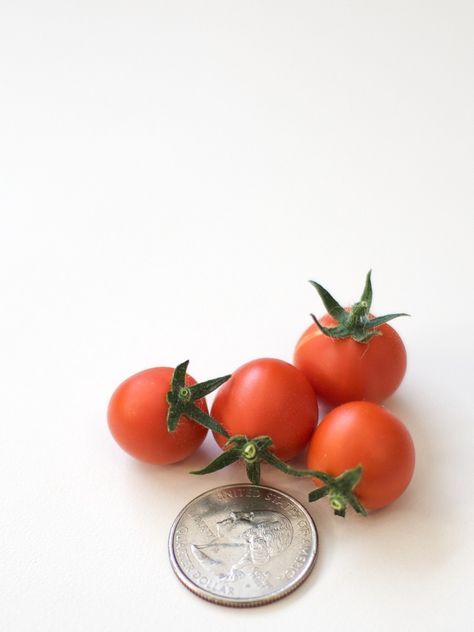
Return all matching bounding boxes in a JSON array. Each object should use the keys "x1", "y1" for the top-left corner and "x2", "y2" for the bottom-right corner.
[{"x1": 1, "y1": 1, "x2": 473, "y2": 630}]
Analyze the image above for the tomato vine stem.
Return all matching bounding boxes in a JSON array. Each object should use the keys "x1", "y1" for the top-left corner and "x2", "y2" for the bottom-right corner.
[
  {"x1": 191, "y1": 432, "x2": 367, "y2": 517},
  {"x1": 166, "y1": 361, "x2": 367, "y2": 517}
]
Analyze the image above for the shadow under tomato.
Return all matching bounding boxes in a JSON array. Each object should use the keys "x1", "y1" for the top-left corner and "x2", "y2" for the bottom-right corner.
[{"x1": 342, "y1": 389, "x2": 456, "y2": 573}]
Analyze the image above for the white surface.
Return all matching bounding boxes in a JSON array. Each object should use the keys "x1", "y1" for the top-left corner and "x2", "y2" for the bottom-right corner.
[{"x1": 1, "y1": 2, "x2": 473, "y2": 630}]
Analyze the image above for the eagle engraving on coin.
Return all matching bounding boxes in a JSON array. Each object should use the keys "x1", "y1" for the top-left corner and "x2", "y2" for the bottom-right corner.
[
  {"x1": 190, "y1": 510, "x2": 293, "y2": 584},
  {"x1": 169, "y1": 485, "x2": 318, "y2": 606}
]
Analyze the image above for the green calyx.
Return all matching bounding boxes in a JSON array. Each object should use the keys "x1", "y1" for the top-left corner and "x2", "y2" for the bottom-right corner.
[
  {"x1": 191, "y1": 433, "x2": 367, "y2": 518},
  {"x1": 309, "y1": 270, "x2": 409, "y2": 343},
  {"x1": 166, "y1": 360, "x2": 231, "y2": 437},
  {"x1": 190, "y1": 435, "x2": 273, "y2": 485},
  {"x1": 308, "y1": 464, "x2": 367, "y2": 517}
]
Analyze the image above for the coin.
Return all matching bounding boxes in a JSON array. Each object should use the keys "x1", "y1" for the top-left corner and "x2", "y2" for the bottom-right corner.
[{"x1": 168, "y1": 484, "x2": 318, "y2": 607}]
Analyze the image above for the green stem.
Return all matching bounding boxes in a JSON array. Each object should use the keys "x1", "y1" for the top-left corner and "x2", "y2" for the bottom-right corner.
[
  {"x1": 190, "y1": 432, "x2": 367, "y2": 518},
  {"x1": 345, "y1": 300, "x2": 369, "y2": 329},
  {"x1": 261, "y1": 449, "x2": 332, "y2": 484}
]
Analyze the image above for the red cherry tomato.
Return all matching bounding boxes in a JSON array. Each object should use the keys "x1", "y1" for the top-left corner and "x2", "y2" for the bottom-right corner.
[
  {"x1": 294, "y1": 313, "x2": 407, "y2": 405},
  {"x1": 107, "y1": 367, "x2": 207, "y2": 464},
  {"x1": 211, "y1": 358, "x2": 318, "y2": 461},
  {"x1": 307, "y1": 401, "x2": 415, "y2": 511}
]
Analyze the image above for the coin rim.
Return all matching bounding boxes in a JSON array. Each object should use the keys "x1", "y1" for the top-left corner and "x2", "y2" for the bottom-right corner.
[{"x1": 168, "y1": 483, "x2": 318, "y2": 607}]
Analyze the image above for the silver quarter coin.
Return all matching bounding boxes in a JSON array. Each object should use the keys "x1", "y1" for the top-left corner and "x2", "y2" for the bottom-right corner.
[{"x1": 168, "y1": 484, "x2": 318, "y2": 607}]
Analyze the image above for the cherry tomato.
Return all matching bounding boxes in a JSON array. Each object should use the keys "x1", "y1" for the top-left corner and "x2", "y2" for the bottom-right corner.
[
  {"x1": 294, "y1": 313, "x2": 407, "y2": 405},
  {"x1": 107, "y1": 367, "x2": 207, "y2": 464},
  {"x1": 211, "y1": 358, "x2": 318, "y2": 461},
  {"x1": 307, "y1": 401, "x2": 415, "y2": 511}
]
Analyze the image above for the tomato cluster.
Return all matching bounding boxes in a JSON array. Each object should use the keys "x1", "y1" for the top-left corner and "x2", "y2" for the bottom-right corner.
[{"x1": 107, "y1": 272, "x2": 415, "y2": 516}]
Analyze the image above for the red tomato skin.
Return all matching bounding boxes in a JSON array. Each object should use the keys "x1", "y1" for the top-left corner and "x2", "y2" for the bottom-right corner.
[
  {"x1": 211, "y1": 358, "x2": 318, "y2": 462},
  {"x1": 107, "y1": 367, "x2": 208, "y2": 465},
  {"x1": 294, "y1": 313, "x2": 407, "y2": 405},
  {"x1": 307, "y1": 401, "x2": 415, "y2": 511}
]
